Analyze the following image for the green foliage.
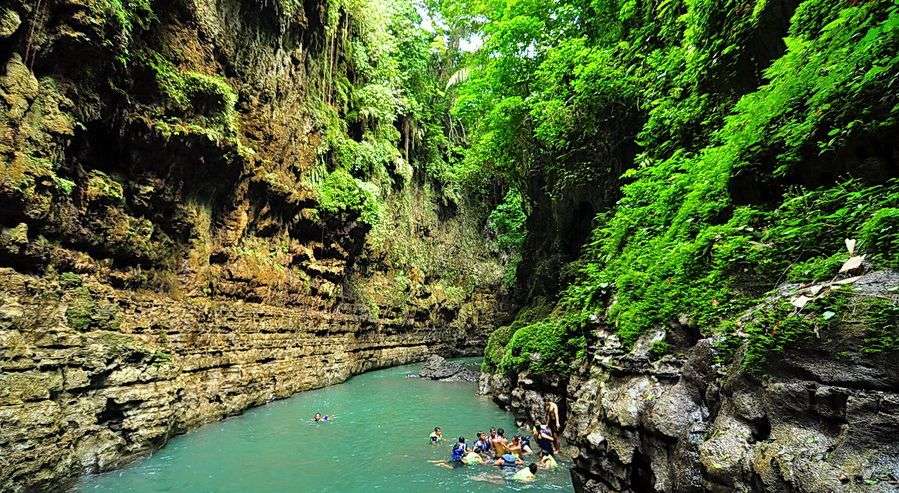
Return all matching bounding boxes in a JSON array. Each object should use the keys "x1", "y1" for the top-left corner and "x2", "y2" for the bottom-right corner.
[
  {"x1": 859, "y1": 208, "x2": 899, "y2": 268},
  {"x1": 487, "y1": 190, "x2": 526, "y2": 286},
  {"x1": 786, "y1": 254, "x2": 845, "y2": 283},
  {"x1": 715, "y1": 289, "x2": 899, "y2": 372},
  {"x1": 445, "y1": 0, "x2": 899, "y2": 374},
  {"x1": 65, "y1": 286, "x2": 121, "y2": 332},
  {"x1": 498, "y1": 314, "x2": 587, "y2": 374},
  {"x1": 98, "y1": 0, "x2": 155, "y2": 64},
  {"x1": 488, "y1": 190, "x2": 526, "y2": 252},
  {"x1": 482, "y1": 297, "x2": 552, "y2": 372},
  {"x1": 84, "y1": 170, "x2": 125, "y2": 206},
  {"x1": 58, "y1": 272, "x2": 83, "y2": 289},
  {"x1": 649, "y1": 339, "x2": 670, "y2": 359},
  {"x1": 736, "y1": 295, "x2": 845, "y2": 372},
  {"x1": 142, "y1": 51, "x2": 239, "y2": 139},
  {"x1": 483, "y1": 324, "x2": 516, "y2": 372},
  {"x1": 860, "y1": 297, "x2": 899, "y2": 354},
  {"x1": 316, "y1": 169, "x2": 382, "y2": 225}
]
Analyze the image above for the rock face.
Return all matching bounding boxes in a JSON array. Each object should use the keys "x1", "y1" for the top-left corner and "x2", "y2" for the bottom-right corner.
[
  {"x1": 0, "y1": 267, "x2": 498, "y2": 491},
  {"x1": 482, "y1": 271, "x2": 899, "y2": 492},
  {"x1": 418, "y1": 355, "x2": 480, "y2": 382},
  {"x1": 0, "y1": 0, "x2": 511, "y2": 490}
]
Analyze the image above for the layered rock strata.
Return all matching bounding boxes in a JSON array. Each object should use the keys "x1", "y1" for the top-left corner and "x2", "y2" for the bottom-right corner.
[{"x1": 0, "y1": 267, "x2": 497, "y2": 491}]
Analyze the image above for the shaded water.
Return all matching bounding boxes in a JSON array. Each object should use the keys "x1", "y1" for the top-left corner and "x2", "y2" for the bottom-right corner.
[{"x1": 79, "y1": 359, "x2": 573, "y2": 492}]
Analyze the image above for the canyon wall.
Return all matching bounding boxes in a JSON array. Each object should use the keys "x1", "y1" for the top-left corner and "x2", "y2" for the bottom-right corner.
[
  {"x1": 1, "y1": 267, "x2": 499, "y2": 491},
  {"x1": 0, "y1": 0, "x2": 509, "y2": 490},
  {"x1": 480, "y1": 271, "x2": 899, "y2": 492}
]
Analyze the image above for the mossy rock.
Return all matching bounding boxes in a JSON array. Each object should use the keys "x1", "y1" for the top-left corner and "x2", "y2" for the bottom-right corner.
[
  {"x1": 84, "y1": 170, "x2": 125, "y2": 206},
  {"x1": 64, "y1": 286, "x2": 121, "y2": 332},
  {"x1": 141, "y1": 51, "x2": 239, "y2": 138},
  {"x1": 0, "y1": 7, "x2": 21, "y2": 39},
  {"x1": 859, "y1": 208, "x2": 899, "y2": 268}
]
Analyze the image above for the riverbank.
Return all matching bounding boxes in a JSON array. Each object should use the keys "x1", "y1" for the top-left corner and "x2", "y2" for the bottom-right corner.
[
  {"x1": 480, "y1": 271, "x2": 899, "y2": 492},
  {"x1": 0, "y1": 269, "x2": 504, "y2": 491},
  {"x1": 78, "y1": 362, "x2": 573, "y2": 492}
]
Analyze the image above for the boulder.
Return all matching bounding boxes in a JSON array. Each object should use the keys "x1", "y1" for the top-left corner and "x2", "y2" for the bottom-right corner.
[{"x1": 417, "y1": 355, "x2": 480, "y2": 382}]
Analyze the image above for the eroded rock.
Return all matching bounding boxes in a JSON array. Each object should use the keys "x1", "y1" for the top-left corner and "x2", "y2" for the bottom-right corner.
[{"x1": 483, "y1": 271, "x2": 899, "y2": 492}]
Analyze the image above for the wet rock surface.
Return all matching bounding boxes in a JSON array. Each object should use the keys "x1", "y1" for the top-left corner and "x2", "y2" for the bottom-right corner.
[
  {"x1": 482, "y1": 271, "x2": 899, "y2": 492},
  {"x1": 417, "y1": 355, "x2": 480, "y2": 382}
]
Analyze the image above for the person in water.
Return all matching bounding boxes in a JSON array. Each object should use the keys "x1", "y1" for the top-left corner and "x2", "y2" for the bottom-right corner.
[
  {"x1": 494, "y1": 452, "x2": 523, "y2": 468},
  {"x1": 313, "y1": 413, "x2": 322, "y2": 422},
  {"x1": 539, "y1": 450, "x2": 559, "y2": 470},
  {"x1": 451, "y1": 437, "x2": 467, "y2": 463},
  {"x1": 512, "y1": 463, "x2": 539, "y2": 482},
  {"x1": 533, "y1": 420, "x2": 555, "y2": 455},
  {"x1": 462, "y1": 450, "x2": 485, "y2": 465},
  {"x1": 430, "y1": 426, "x2": 444, "y2": 444},
  {"x1": 520, "y1": 435, "x2": 534, "y2": 455},
  {"x1": 491, "y1": 428, "x2": 508, "y2": 456},
  {"x1": 473, "y1": 432, "x2": 491, "y2": 454},
  {"x1": 431, "y1": 436, "x2": 467, "y2": 469},
  {"x1": 507, "y1": 436, "x2": 525, "y2": 457}
]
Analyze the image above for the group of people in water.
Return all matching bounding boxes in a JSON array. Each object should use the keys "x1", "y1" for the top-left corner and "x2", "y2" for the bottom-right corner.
[{"x1": 428, "y1": 401, "x2": 563, "y2": 484}]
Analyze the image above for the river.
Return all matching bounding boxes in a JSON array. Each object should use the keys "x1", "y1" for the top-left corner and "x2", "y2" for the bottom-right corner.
[{"x1": 78, "y1": 359, "x2": 574, "y2": 492}]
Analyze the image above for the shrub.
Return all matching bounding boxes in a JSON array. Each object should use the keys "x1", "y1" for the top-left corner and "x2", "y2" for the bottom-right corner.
[{"x1": 316, "y1": 168, "x2": 382, "y2": 226}]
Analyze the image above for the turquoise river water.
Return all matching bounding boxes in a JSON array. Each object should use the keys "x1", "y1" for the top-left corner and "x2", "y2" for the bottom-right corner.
[{"x1": 78, "y1": 359, "x2": 574, "y2": 492}]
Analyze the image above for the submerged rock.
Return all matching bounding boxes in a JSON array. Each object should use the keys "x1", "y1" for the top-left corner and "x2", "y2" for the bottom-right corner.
[{"x1": 418, "y1": 355, "x2": 480, "y2": 382}]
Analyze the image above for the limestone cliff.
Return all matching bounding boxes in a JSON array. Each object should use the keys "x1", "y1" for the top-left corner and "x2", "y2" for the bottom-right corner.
[
  {"x1": 0, "y1": 0, "x2": 509, "y2": 489},
  {"x1": 480, "y1": 271, "x2": 899, "y2": 492}
]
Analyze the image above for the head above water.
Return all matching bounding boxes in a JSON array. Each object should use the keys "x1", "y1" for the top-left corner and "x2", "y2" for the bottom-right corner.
[
  {"x1": 458, "y1": 436, "x2": 465, "y2": 443},
  {"x1": 497, "y1": 428, "x2": 505, "y2": 437},
  {"x1": 529, "y1": 463, "x2": 538, "y2": 474},
  {"x1": 313, "y1": 413, "x2": 321, "y2": 420}
]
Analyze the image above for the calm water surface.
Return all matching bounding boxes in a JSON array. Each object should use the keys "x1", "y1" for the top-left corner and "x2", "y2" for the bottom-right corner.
[{"x1": 78, "y1": 359, "x2": 573, "y2": 492}]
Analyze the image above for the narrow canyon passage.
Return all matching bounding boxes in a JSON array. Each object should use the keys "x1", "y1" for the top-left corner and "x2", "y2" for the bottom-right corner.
[
  {"x1": 78, "y1": 360, "x2": 574, "y2": 492},
  {"x1": 1, "y1": 0, "x2": 897, "y2": 490}
]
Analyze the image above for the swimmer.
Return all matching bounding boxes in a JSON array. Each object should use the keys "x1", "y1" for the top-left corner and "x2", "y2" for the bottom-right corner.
[
  {"x1": 512, "y1": 463, "x2": 539, "y2": 482},
  {"x1": 429, "y1": 427, "x2": 444, "y2": 444},
  {"x1": 451, "y1": 437, "x2": 467, "y2": 463},
  {"x1": 507, "y1": 436, "x2": 522, "y2": 457},
  {"x1": 473, "y1": 432, "x2": 491, "y2": 454},
  {"x1": 539, "y1": 451, "x2": 559, "y2": 470},
  {"x1": 462, "y1": 451, "x2": 484, "y2": 465},
  {"x1": 494, "y1": 452, "x2": 523, "y2": 468},
  {"x1": 313, "y1": 413, "x2": 322, "y2": 422},
  {"x1": 491, "y1": 427, "x2": 508, "y2": 456},
  {"x1": 430, "y1": 437, "x2": 467, "y2": 470}
]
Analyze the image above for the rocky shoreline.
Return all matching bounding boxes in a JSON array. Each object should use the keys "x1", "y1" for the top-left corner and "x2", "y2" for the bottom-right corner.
[
  {"x1": 415, "y1": 355, "x2": 481, "y2": 382},
  {"x1": 481, "y1": 271, "x2": 899, "y2": 492}
]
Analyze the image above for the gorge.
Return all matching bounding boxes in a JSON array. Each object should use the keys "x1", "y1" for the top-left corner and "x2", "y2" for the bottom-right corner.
[{"x1": 1, "y1": 0, "x2": 898, "y2": 491}]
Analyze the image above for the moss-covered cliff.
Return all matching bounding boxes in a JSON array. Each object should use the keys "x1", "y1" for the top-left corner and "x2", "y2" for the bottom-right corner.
[
  {"x1": 0, "y1": 0, "x2": 511, "y2": 489},
  {"x1": 445, "y1": 0, "x2": 899, "y2": 490}
]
